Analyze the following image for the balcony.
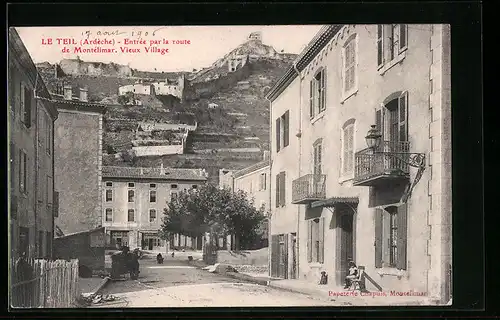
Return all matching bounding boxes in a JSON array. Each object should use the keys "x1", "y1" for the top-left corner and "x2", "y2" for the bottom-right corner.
[
  {"x1": 353, "y1": 141, "x2": 411, "y2": 187},
  {"x1": 292, "y1": 174, "x2": 326, "y2": 204}
]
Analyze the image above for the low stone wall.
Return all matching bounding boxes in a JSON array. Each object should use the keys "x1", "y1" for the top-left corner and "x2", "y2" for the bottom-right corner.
[{"x1": 216, "y1": 248, "x2": 268, "y2": 266}]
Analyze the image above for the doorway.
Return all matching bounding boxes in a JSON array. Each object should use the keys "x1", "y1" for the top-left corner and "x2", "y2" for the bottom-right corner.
[
  {"x1": 278, "y1": 234, "x2": 288, "y2": 279},
  {"x1": 336, "y1": 211, "x2": 354, "y2": 285},
  {"x1": 291, "y1": 233, "x2": 297, "y2": 279}
]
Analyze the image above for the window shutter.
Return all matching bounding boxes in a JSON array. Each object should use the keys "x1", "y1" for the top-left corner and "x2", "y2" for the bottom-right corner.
[
  {"x1": 279, "y1": 172, "x2": 286, "y2": 206},
  {"x1": 398, "y1": 91, "x2": 409, "y2": 143},
  {"x1": 317, "y1": 143, "x2": 322, "y2": 175},
  {"x1": 374, "y1": 208, "x2": 383, "y2": 268},
  {"x1": 342, "y1": 128, "x2": 349, "y2": 174},
  {"x1": 309, "y1": 80, "x2": 314, "y2": 118},
  {"x1": 319, "y1": 217, "x2": 325, "y2": 263},
  {"x1": 321, "y1": 69, "x2": 327, "y2": 111},
  {"x1": 399, "y1": 24, "x2": 408, "y2": 52},
  {"x1": 275, "y1": 117, "x2": 281, "y2": 152},
  {"x1": 271, "y1": 235, "x2": 279, "y2": 277},
  {"x1": 24, "y1": 87, "x2": 32, "y2": 127},
  {"x1": 284, "y1": 233, "x2": 289, "y2": 277},
  {"x1": 347, "y1": 126, "x2": 354, "y2": 173},
  {"x1": 283, "y1": 110, "x2": 290, "y2": 147},
  {"x1": 377, "y1": 25, "x2": 384, "y2": 67},
  {"x1": 275, "y1": 174, "x2": 280, "y2": 208},
  {"x1": 397, "y1": 204, "x2": 408, "y2": 270},
  {"x1": 307, "y1": 220, "x2": 313, "y2": 262}
]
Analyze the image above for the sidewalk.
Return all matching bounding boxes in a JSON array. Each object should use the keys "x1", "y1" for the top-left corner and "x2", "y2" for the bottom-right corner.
[{"x1": 78, "y1": 276, "x2": 111, "y2": 296}]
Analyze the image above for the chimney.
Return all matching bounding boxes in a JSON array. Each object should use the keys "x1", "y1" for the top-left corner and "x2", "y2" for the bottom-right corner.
[
  {"x1": 263, "y1": 151, "x2": 270, "y2": 161},
  {"x1": 140, "y1": 168, "x2": 144, "y2": 175},
  {"x1": 63, "y1": 85, "x2": 72, "y2": 100},
  {"x1": 79, "y1": 87, "x2": 88, "y2": 102},
  {"x1": 160, "y1": 162, "x2": 165, "y2": 175}
]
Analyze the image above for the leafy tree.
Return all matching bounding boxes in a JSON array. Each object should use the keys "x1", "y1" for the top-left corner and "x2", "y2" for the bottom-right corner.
[{"x1": 160, "y1": 184, "x2": 265, "y2": 250}]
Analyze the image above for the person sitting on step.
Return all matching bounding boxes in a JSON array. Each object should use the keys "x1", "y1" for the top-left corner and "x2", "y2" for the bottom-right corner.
[{"x1": 344, "y1": 261, "x2": 359, "y2": 289}]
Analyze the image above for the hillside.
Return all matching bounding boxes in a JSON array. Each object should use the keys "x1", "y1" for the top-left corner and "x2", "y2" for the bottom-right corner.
[{"x1": 40, "y1": 33, "x2": 296, "y2": 184}]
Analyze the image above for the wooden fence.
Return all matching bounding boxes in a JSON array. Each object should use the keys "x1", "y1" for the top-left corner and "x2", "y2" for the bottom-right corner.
[{"x1": 10, "y1": 258, "x2": 79, "y2": 308}]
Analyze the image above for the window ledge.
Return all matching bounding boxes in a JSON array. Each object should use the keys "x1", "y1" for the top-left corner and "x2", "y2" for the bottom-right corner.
[
  {"x1": 377, "y1": 52, "x2": 407, "y2": 76},
  {"x1": 340, "y1": 88, "x2": 358, "y2": 104},
  {"x1": 310, "y1": 111, "x2": 326, "y2": 125},
  {"x1": 377, "y1": 267, "x2": 406, "y2": 278}
]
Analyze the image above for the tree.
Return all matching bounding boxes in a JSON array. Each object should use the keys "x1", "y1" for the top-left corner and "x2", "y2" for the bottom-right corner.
[{"x1": 160, "y1": 184, "x2": 265, "y2": 250}]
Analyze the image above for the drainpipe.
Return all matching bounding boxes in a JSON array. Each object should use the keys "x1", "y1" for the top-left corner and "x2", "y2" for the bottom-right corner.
[{"x1": 292, "y1": 62, "x2": 304, "y2": 279}]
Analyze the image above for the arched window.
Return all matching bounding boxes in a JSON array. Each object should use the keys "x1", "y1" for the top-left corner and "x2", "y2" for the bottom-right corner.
[
  {"x1": 375, "y1": 91, "x2": 409, "y2": 152},
  {"x1": 342, "y1": 34, "x2": 358, "y2": 96},
  {"x1": 341, "y1": 119, "x2": 356, "y2": 176}
]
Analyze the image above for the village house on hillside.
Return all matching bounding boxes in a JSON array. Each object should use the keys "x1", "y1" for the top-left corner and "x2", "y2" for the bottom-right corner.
[
  {"x1": 101, "y1": 165, "x2": 208, "y2": 251},
  {"x1": 266, "y1": 24, "x2": 451, "y2": 304},
  {"x1": 8, "y1": 28, "x2": 59, "y2": 259},
  {"x1": 51, "y1": 84, "x2": 108, "y2": 235}
]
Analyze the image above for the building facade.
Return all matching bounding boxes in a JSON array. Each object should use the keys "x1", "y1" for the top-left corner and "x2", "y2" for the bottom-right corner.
[
  {"x1": 53, "y1": 86, "x2": 106, "y2": 235},
  {"x1": 267, "y1": 24, "x2": 451, "y2": 304},
  {"x1": 101, "y1": 165, "x2": 207, "y2": 251},
  {"x1": 8, "y1": 28, "x2": 58, "y2": 259}
]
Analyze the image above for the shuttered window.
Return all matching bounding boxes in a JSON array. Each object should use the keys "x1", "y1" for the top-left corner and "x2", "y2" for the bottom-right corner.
[
  {"x1": 128, "y1": 190, "x2": 135, "y2": 202},
  {"x1": 399, "y1": 24, "x2": 408, "y2": 52},
  {"x1": 308, "y1": 218, "x2": 324, "y2": 263},
  {"x1": 377, "y1": 24, "x2": 408, "y2": 69},
  {"x1": 279, "y1": 172, "x2": 286, "y2": 206},
  {"x1": 377, "y1": 25, "x2": 384, "y2": 67},
  {"x1": 21, "y1": 84, "x2": 32, "y2": 128},
  {"x1": 309, "y1": 80, "x2": 315, "y2": 118},
  {"x1": 344, "y1": 38, "x2": 356, "y2": 93},
  {"x1": 275, "y1": 174, "x2": 280, "y2": 208},
  {"x1": 276, "y1": 117, "x2": 281, "y2": 152},
  {"x1": 374, "y1": 208, "x2": 383, "y2": 268},
  {"x1": 310, "y1": 69, "x2": 327, "y2": 118},
  {"x1": 19, "y1": 149, "x2": 27, "y2": 193},
  {"x1": 313, "y1": 140, "x2": 322, "y2": 176},
  {"x1": 128, "y1": 209, "x2": 135, "y2": 222},
  {"x1": 105, "y1": 208, "x2": 113, "y2": 222},
  {"x1": 396, "y1": 204, "x2": 408, "y2": 270},
  {"x1": 398, "y1": 91, "x2": 409, "y2": 143},
  {"x1": 149, "y1": 209, "x2": 157, "y2": 222},
  {"x1": 342, "y1": 124, "x2": 355, "y2": 175}
]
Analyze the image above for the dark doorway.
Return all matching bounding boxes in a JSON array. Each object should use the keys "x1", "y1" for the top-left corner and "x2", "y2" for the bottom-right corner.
[{"x1": 337, "y1": 212, "x2": 354, "y2": 285}]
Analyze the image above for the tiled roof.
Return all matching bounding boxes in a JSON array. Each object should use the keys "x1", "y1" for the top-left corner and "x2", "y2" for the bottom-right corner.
[
  {"x1": 310, "y1": 197, "x2": 359, "y2": 209},
  {"x1": 102, "y1": 166, "x2": 207, "y2": 181},
  {"x1": 233, "y1": 159, "x2": 270, "y2": 178}
]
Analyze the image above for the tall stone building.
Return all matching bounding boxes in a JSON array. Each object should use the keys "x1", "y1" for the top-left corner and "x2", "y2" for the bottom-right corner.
[
  {"x1": 267, "y1": 24, "x2": 451, "y2": 304},
  {"x1": 8, "y1": 28, "x2": 58, "y2": 259},
  {"x1": 52, "y1": 85, "x2": 106, "y2": 235}
]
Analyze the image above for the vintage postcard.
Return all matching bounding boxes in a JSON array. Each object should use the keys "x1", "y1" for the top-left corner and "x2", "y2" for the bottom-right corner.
[{"x1": 8, "y1": 24, "x2": 451, "y2": 308}]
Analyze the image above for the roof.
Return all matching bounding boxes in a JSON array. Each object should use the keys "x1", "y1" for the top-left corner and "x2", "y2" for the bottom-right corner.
[
  {"x1": 233, "y1": 159, "x2": 270, "y2": 179},
  {"x1": 48, "y1": 94, "x2": 108, "y2": 114},
  {"x1": 54, "y1": 226, "x2": 105, "y2": 239},
  {"x1": 8, "y1": 28, "x2": 57, "y2": 118},
  {"x1": 102, "y1": 166, "x2": 207, "y2": 181},
  {"x1": 266, "y1": 25, "x2": 343, "y2": 102}
]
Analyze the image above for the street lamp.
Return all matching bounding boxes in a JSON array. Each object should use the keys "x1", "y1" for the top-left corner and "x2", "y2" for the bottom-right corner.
[{"x1": 365, "y1": 125, "x2": 382, "y2": 150}]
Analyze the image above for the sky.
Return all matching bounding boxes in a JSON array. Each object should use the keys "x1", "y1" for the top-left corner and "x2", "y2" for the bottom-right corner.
[{"x1": 16, "y1": 25, "x2": 323, "y2": 72}]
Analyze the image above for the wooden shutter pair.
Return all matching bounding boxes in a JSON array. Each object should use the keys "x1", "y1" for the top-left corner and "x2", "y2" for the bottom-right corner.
[
  {"x1": 313, "y1": 141, "x2": 322, "y2": 176},
  {"x1": 375, "y1": 91, "x2": 408, "y2": 143},
  {"x1": 374, "y1": 204, "x2": 408, "y2": 270},
  {"x1": 306, "y1": 218, "x2": 325, "y2": 263}
]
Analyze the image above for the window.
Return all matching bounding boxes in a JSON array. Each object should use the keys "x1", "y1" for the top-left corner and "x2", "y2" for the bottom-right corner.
[
  {"x1": 47, "y1": 176, "x2": 53, "y2": 207},
  {"x1": 170, "y1": 191, "x2": 178, "y2": 199},
  {"x1": 192, "y1": 185, "x2": 198, "y2": 189},
  {"x1": 128, "y1": 190, "x2": 135, "y2": 202},
  {"x1": 342, "y1": 37, "x2": 357, "y2": 94},
  {"x1": 128, "y1": 209, "x2": 135, "y2": 222},
  {"x1": 275, "y1": 110, "x2": 289, "y2": 152},
  {"x1": 106, "y1": 189, "x2": 113, "y2": 202},
  {"x1": 105, "y1": 182, "x2": 113, "y2": 187},
  {"x1": 105, "y1": 208, "x2": 113, "y2": 222},
  {"x1": 309, "y1": 68, "x2": 327, "y2": 118},
  {"x1": 342, "y1": 122, "x2": 355, "y2": 175},
  {"x1": 19, "y1": 149, "x2": 27, "y2": 193},
  {"x1": 171, "y1": 184, "x2": 178, "y2": 189},
  {"x1": 376, "y1": 91, "x2": 409, "y2": 147},
  {"x1": 307, "y1": 218, "x2": 325, "y2": 263},
  {"x1": 21, "y1": 83, "x2": 32, "y2": 128},
  {"x1": 275, "y1": 171, "x2": 286, "y2": 207},
  {"x1": 150, "y1": 190, "x2": 157, "y2": 203},
  {"x1": 377, "y1": 24, "x2": 408, "y2": 69},
  {"x1": 374, "y1": 204, "x2": 408, "y2": 270},
  {"x1": 150, "y1": 183, "x2": 156, "y2": 188},
  {"x1": 313, "y1": 139, "x2": 322, "y2": 176},
  {"x1": 259, "y1": 173, "x2": 267, "y2": 191},
  {"x1": 128, "y1": 182, "x2": 135, "y2": 188},
  {"x1": 149, "y1": 209, "x2": 157, "y2": 222}
]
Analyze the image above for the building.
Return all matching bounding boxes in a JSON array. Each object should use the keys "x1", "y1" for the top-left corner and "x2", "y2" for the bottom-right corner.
[
  {"x1": 101, "y1": 165, "x2": 208, "y2": 251},
  {"x1": 266, "y1": 24, "x2": 451, "y2": 304},
  {"x1": 52, "y1": 84, "x2": 107, "y2": 235},
  {"x1": 8, "y1": 28, "x2": 59, "y2": 259}
]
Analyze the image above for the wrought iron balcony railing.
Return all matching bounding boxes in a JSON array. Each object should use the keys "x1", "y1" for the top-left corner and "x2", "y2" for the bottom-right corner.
[
  {"x1": 353, "y1": 141, "x2": 411, "y2": 186},
  {"x1": 292, "y1": 174, "x2": 326, "y2": 204}
]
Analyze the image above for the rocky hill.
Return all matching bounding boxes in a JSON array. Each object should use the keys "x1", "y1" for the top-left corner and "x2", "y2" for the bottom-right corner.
[{"x1": 39, "y1": 32, "x2": 297, "y2": 185}]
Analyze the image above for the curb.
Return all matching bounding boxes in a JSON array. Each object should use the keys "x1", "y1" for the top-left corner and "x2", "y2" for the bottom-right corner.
[{"x1": 225, "y1": 272, "x2": 270, "y2": 286}]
